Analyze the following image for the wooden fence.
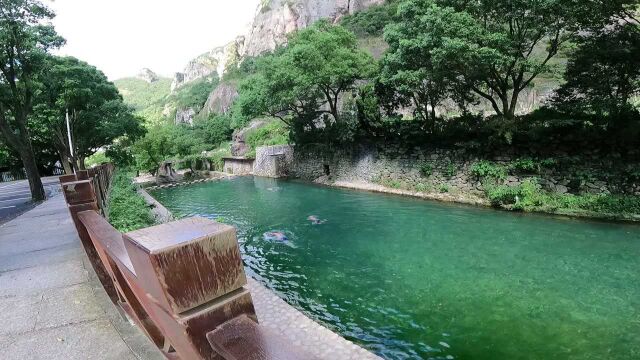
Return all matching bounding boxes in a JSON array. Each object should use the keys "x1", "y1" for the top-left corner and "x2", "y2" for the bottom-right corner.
[{"x1": 59, "y1": 165, "x2": 315, "y2": 359}]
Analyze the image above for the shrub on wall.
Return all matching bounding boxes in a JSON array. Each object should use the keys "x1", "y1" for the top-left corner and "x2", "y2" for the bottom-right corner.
[{"x1": 470, "y1": 161, "x2": 507, "y2": 181}]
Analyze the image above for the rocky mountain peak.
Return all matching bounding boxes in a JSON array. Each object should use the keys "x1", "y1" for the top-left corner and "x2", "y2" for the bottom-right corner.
[
  {"x1": 137, "y1": 68, "x2": 159, "y2": 83},
  {"x1": 243, "y1": 0, "x2": 384, "y2": 57},
  {"x1": 171, "y1": 36, "x2": 245, "y2": 92}
]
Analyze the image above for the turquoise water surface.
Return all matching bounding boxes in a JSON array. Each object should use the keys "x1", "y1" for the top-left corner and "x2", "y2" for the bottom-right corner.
[{"x1": 151, "y1": 177, "x2": 640, "y2": 360}]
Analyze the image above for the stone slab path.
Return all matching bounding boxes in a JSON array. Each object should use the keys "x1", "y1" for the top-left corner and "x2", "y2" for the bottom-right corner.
[{"x1": 0, "y1": 195, "x2": 163, "y2": 360}]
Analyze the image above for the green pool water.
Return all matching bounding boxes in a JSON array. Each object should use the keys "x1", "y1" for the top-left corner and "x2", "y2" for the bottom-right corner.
[{"x1": 151, "y1": 177, "x2": 640, "y2": 360}]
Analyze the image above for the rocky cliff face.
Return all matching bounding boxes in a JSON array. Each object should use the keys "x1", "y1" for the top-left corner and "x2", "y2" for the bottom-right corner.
[
  {"x1": 171, "y1": 0, "x2": 384, "y2": 116},
  {"x1": 243, "y1": 0, "x2": 384, "y2": 57},
  {"x1": 175, "y1": 107, "x2": 197, "y2": 125},
  {"x1": 137, "y1": 68, "x2": 159, "y2": 83},
  {"x1": 199, "y1": 82, "x2": 239, "y2": 118},
  {"x1": 171, "y1": 36, "x2": 245, "y2": 92}
]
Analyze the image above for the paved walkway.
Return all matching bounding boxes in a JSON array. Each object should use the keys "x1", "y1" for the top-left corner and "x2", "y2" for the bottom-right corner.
[
  {"x1": 0, "y1": 195, "x2": 163, "y2": 360},
  {"x1": 0, "y1": 177, "x2": 63, "y2": 226}
]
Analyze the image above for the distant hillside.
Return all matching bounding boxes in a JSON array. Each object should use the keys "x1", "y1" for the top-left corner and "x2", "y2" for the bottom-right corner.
[{"x1": 114, "y1": 76, "x2": 172, "y2": 111}]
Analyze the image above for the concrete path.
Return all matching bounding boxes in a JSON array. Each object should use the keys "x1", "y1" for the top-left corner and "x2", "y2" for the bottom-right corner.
[
  {"x1": 0, "y1": 194, "x2": 163, "y2": 360},
  {"x1": 0, "y1": 177, "x2": 64, "y2": 226}
]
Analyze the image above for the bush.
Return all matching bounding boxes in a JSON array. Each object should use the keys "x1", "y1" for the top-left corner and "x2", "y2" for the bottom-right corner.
[
  {"x1": 245, "y1": 121, "x2": 289, "y2": 157},
  {"x1": 509, "y1": 157, "x2": 557, "y2": 174},
  {"x1": 420, "y1": 162, "x2": 433, "y2": 177},
  {"x1": 206, "y1": 143, "x2": 232, "y2": 171},
  {"x1": 107, "y1": 171, "x2": 155, "y2": 232},
  {"x1": 415, "y1": 182, "x2": 430, "y2": 192},
  {"x1": 470, "y1": 161, "x2": 507, "y2": 181},
  {"x1": 485, "y1": 178, "x2": 640, "y2": 215}
]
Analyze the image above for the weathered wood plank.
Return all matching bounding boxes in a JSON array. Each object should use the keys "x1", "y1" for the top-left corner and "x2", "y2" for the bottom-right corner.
[
  {"x1": 125, "y1": 217, "x2": 247, "y2": 314},
  {"x1": 78, "y1": 210, "x2": 136, "y2": 276}
]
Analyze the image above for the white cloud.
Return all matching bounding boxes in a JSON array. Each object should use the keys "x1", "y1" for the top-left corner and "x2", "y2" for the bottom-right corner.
[{"x1": 47, "y1": 0, "x2": 260, "y2": 80}]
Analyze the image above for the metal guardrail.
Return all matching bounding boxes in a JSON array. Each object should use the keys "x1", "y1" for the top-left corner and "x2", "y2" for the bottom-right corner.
[{"x1": 59, "y1": 165, "x2": 315, "y2": 359}]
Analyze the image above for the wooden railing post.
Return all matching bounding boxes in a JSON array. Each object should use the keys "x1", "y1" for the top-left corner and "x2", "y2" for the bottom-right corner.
[{"x1": 123, "y1": 218, "x2": 257, "y2": 359}]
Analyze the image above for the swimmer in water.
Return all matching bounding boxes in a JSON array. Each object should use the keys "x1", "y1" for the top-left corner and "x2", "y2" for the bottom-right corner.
[
  {"x1": 264, "y1": 231, "x2": 288, "y2": 241},
  {"x1": 307, "y1": 215, "x2": 326, "y2": 225}
]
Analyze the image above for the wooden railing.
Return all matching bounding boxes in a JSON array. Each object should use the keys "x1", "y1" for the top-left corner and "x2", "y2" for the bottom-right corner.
[{"x1": 59, "y1": 165, "x2": 317, "y2": 359}]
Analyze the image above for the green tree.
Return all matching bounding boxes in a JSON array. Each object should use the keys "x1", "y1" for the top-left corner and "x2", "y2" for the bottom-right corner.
[
  {"x1": 193, "y1": 114, "x2": 233, "y2": 147},
  {"x1": 132, "y1": 126, "x2": 176, "y2": 174},
  {"x1": 235, "y1": 20, "x2": 376, "y2": 130},
  {"x1": 33, "y1": 56, "x2": 144, "y2": 172},
  {"x1": 554, "y1": 20, "x2": 639, "y2": 116},
  {"x1": 383, "y1": 0, "x2": 632, "y2": 120},
  {"x1": 0, "y1": 0, "x2": 64, "y2": 200}
]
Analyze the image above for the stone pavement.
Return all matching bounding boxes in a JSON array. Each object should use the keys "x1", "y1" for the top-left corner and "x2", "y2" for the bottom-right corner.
[
  {"x1": 0, "y1": 195, "x2": 163, "y2": 360},
  {"x1": 248, "y1": 278, "x2": 381, "y2": 360}
]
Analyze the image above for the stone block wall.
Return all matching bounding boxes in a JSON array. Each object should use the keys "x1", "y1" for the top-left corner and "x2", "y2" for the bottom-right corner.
[
  {"x1": 253, "y1": 145, "x2": 295, "y2": 178},
  {"x1": 290, "y1": 145, "x2": 640, "y2": 196},
  {"x1": 223, "y1": 158, "x2": 254, "y2": 175}
]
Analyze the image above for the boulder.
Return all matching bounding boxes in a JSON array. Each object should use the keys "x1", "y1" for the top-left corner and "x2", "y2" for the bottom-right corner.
[
  {"x1": 156, "y1": 161, "x2": 179, "y2": 184},
  {"x1": 231, "y1": 120, "x2": 268, "y2": 157}
]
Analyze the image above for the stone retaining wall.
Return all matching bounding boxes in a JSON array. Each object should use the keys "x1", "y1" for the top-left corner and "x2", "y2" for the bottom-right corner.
[
  {"x1": 291, "y1": 145, "x2": 640, "y2": 196},
  {"x1": 253, "y1": 145, "x2": 295, "y2": 178}
]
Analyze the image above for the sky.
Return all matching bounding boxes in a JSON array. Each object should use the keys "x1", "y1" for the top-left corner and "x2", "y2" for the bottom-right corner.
[{"x1": 47, "y1": 0, "x2": 261, "y2": 80}]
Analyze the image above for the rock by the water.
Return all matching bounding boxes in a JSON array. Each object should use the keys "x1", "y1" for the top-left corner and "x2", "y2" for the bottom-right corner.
[{"x1": 156, "y1": 161, "x2": 179, "y2": 184}]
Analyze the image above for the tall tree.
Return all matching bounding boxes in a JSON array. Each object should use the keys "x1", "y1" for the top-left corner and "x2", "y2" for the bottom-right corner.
[
  {"x1": 384, "y1": 0, "x2": 634, "y2": 120},
  {"x1": 33, "y1": 56, "x2": 145, "y2": 172},
  {"x1": 0, "y1": 0, "x2": 64, "y2": 200},
  {"x1": 235, "y1": 20, "x2": 376, "y2": 129},
  {"x1": 554, "y1": 22, "x2": 640, "y2": 116}
]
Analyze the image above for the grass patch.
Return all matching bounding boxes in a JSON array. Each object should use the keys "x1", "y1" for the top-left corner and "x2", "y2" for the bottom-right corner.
[{"x1": 107, "y1": 171, "x2": 156, "y2": 232}]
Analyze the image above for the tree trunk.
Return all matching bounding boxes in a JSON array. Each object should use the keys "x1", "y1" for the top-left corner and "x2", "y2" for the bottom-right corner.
[
  {"x1": 78, "y1": 157, "x2": 86, "y2": 170},
  {"x1": 61, "y1": 156, "x2": 73, "y2": 175},
  {"x1": 20, "y1": 149, "x2": 46, "y2": 201}
]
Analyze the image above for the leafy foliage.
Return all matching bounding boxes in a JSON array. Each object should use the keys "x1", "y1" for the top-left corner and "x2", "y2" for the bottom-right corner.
[
  {"x1": 340, "y1": 1, "x2": 399, "y2": 36},
  {"x1": 554, "y1": 22, "x2": 640, "y2": 116},
  {"x1": 485, "y1": 178, "x2": 640, "y2": 215},
  {"x1": 113, "y1": 77, "x2": 172, "y2": 111},
  {"x1": 107, "y1": 171, "x2": 155, "y2": 232},
  {"x1": 0, "y1": 0, "x2": 65, "y2": 199},
  {"x1": 245, "y1": 121, "x2": 290, "y2": 158},
  {"x1": 235, "y1": 20, "x2": 376, "y2": 137},
  {"x1": 33, "y1": 56, "x2": 145, "y2": 171},
  {"x1": 172, "y1": 76, "x2": 219, "y2": 109},
  {"x1": 470, "y1": 161, "x2": 507, "y2": 181}
]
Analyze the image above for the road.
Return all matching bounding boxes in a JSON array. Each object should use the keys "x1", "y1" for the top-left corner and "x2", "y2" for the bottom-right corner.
[{"x1": 0, "y1": 177, "x2": 62, "y2": 225}]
